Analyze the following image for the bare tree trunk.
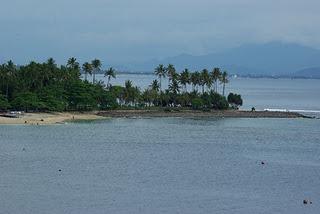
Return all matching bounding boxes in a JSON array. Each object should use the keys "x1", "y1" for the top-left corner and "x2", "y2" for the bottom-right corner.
[
  {"x1": 223, "y1": 83, "x2": 225, "y2": 96},
  {"x1": 159, "y1": 77, "x2": 162, "y2": 107},
  {"x1": 6, "y1": 83, "x2": 9, "y2": 99},
  {"x1": 215, "y1": 81, "x2": 218, "y2": 93}
]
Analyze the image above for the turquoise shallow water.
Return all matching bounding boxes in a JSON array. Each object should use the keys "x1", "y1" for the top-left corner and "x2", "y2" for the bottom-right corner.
[{"x1": 1, "y1": 117, "x2": 320, "y2": 213}]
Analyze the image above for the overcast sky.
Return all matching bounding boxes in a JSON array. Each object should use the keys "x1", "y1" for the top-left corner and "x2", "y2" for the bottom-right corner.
[{"x1": 1, "y1": 0, "x2": 319, "y2": 65}]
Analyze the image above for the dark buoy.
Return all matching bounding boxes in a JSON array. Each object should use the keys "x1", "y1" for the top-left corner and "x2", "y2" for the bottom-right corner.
[
  {"x1": 261, "y1": 161, "x2": 265, "y2": 165},
  {"x1": 303, "y1": 199, "x2": 308, "y2": 204},
  {"x1": 58, "y1": 169, "x2": 62, "y2": 172}
]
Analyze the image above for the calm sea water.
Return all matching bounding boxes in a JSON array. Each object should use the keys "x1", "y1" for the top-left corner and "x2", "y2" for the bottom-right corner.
[
  {"x1": 1, "y1": 118, "x2": 320, "y2": 214},
  {"x1": 1, "y1": 75, "x2": 320, "y2": 213},
  {"x1": 95, "y1": 74, "x2": 320, "y2": 113}
]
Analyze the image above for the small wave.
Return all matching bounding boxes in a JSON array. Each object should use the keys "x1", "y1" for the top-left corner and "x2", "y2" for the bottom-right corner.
[{"x1": 264, "y1": 108, "x2": 320, "y2": 113}]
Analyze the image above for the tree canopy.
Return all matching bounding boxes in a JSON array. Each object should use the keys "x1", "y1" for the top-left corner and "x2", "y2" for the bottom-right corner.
[{"x1": 0, "y1": 58, "x2": 242, "y2": 112}]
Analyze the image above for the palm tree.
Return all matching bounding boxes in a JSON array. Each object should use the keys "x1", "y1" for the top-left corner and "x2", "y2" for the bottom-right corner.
[
  {"x1": 40, "y1": 59, "x2": 55, "y2": 87},
  {"x1": 67, "y1": 57, "x2": 79, "y2": 70},
  {"x1": 179, "y1": 69, "x2": 190, "y2": 92},
  {"x1": 124, "y1": 80, "x2": 134, "y2": 105},
  {"x1": 47, "y1": 58, "x2": 56, "y2": 70},
  {"x1": 221, "y1": 71, "x2": 229, "y2": 96},
  {"x1": 212, "y1": 67, "x2": 221, "y2": 93},
  {"x1": 66, "y1": 57, "x2": 80, "y2": 79},
  {"x1": 5, "y1": 60, "x2": 15, "y2": 99},
  {"x1": 125, "y1": 80, "x2": 133, "y2": 89},
  {"x1": 104, "y1": 67, "x2": 116, "y2": 88},
  {"x1": 194, "y1": 71, "x2": 202, "y2": 92},
  {"x1": 190, "y1": 71, "x2": 198, "y2": 92},
  {"x1": 169, "y1": 78, "x2": 180, "y2": 95},
  {"x1": 82, "y1": 62, "x2": 92, "y2": 82},
  {"x1": 91, "y1": 59, "x2": 102, "y2": 84},
  {"x1": 166, "y1": 64, "x2": 176, "y2": 89},
  {"x1": 150, "y1": 79, "x2": 160, "y2": 92},
  {"x1": 169, "y1": 78, "x2": 180, "y2": 106},
  {"x1": 154, "y1": 64, "x2": 166, "y2": 91},
  {"x1": 200, "y1": 69, "x2": 210, "y2": 94}
]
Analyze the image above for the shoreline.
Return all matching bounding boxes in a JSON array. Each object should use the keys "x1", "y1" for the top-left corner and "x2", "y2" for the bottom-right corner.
[
  {"x1": 0, "y1": 112, "x2": 104, "y2": 125},
  {"x1": 0, "y1": 110, "x2": 310, "y2": 125},
  {"x1": 98, "y1": 109, "x2": 309, "y2": 119}
]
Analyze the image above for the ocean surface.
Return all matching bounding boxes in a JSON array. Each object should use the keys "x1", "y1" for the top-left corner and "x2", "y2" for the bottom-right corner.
[{"x1": 1, "y1": 75, "x2": 320, "y2": 213}]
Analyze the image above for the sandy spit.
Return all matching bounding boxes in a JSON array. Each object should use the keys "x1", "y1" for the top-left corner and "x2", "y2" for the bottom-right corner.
[
  {"x1": 0, "y1": 110, "x2": 309, "y2": 125},
  {"x1": 0, "y1": 112, "x2": 105, "y2": 125}
]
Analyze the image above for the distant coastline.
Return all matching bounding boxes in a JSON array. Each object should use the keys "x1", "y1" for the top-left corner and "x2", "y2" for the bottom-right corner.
[{"x1": 102, "y1": 71, "x2": 320, "y2": 80}]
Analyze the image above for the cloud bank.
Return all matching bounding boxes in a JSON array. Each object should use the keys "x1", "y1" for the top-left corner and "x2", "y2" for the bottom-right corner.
[{"x1": 1, "y1": 0, "x2": 319, "y2": 65}]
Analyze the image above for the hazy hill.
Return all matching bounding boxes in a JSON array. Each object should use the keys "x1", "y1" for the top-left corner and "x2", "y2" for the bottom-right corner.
[
  {"x1": 124, "y1": 42, "x2": 320, "y2": 76},
  {"x1": 294, "y1": 67, "x2": 320, "y2": 78}
]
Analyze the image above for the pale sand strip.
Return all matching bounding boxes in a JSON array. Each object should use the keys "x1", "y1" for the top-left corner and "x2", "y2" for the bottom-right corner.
[
  {"x1": 0, "y1": 112, "x2": 105, "y2": 125},
  {"x1": 0, "y1": 110, "x2": 309, "y2": 125}
]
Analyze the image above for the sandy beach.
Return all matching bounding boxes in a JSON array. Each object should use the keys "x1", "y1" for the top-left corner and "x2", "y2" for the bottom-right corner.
[
  {"x1": 0, "y1": 112, "x2": 105, "y2": 125},
  {"x1": 0, "y1": 110, "x2": 309, "y2": 125}
]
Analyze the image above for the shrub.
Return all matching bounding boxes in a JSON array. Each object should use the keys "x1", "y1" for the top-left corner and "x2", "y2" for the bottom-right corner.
[
  {"x1": 227, "y1": 93, "x2": 243, "y2": 109},
  {"x1": 210, "y1": 92, "x2": 229, "y2": 110},
  {"x1": 191, "y1": 98, "x2": 204, "y2": 110}
]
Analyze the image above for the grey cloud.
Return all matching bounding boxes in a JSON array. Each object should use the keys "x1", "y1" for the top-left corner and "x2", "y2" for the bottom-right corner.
[{"x1": 0, "y1": 0, "x2": 319, "y2": 65}]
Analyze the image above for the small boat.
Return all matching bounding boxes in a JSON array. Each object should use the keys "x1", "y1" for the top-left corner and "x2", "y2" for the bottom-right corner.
[{"x1": 0, "y1": 111, "x2": 22, "y2": 118}]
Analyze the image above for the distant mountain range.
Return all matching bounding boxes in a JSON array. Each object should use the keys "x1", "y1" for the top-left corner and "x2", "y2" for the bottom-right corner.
[
  {"x1": 121, "y1": 42, "x2": 320, "y2": 78},
  {"x1": 294, "y1": 67, "x2": 320, "y2": 78}
]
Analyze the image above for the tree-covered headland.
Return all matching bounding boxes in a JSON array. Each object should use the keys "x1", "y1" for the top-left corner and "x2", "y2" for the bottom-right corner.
[{"x1": 0, "y1": 58, "x2": 242, "y2": 112}]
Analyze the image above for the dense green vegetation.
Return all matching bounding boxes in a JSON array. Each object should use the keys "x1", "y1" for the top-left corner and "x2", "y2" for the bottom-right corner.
[{"x1": 0, "y1": 59, "x2": 242, "y2": 112}]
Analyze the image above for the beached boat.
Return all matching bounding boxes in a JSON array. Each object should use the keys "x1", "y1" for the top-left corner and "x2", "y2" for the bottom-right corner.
[{"x1": 0, "y1": 111, "x2": 23, "y2": 118}]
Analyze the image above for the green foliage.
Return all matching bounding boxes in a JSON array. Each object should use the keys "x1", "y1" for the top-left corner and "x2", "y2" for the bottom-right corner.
[
  {"x1": 11, "y1": 92, "x2": 44, "y2": 111},
  {"x1": 210, "y1": 92, "x2": 229, "y2": 110},
  {"x1": 0, "y1": 94, "x2": 10, "y2": 110},
  {"x1": 201, "y1": 92, "x2": 212, "y2": 108},
  {"x1": 103, "y1": 92, "x2": 118, "y2": 109},
  {"x1": 227, "y1": 93, "x2": 243, "y2": 109},
  {"x1": 191, "y1": 98, "x2": 204, "y2": 110},
  {"x1": 0, "y1": 60, "x2": 242, "y2": 112},
  {"x1": 0, "y1": 59, "x2": 119, "y2": 112},
  {"x1": 176, "y1": 92, "x2": 191, "y2": 107},
  {"x1": 104, "y1": 67, "x2": 116, "y2": 87},
  {"x1": 38, "y1": 86, "x2": 66, "y2": 111},
  {"x1": 65, "y1": 80, "x2": 97, "y2": 111}
]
